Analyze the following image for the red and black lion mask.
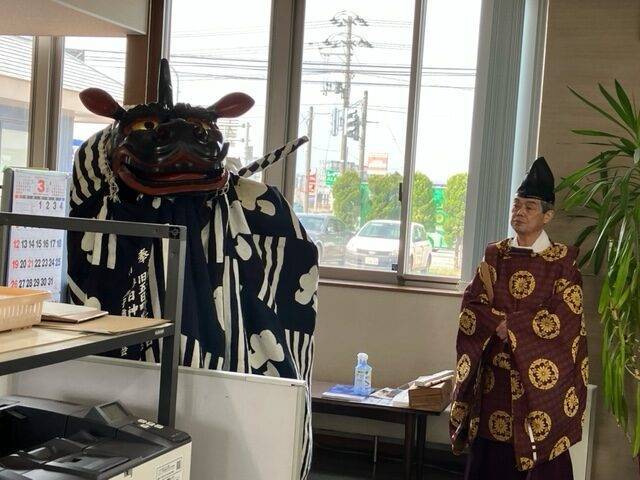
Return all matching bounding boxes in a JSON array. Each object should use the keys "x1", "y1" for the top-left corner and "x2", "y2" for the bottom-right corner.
[{"x1": 79, "y1": 58, "x2": 254, "y2": 196}]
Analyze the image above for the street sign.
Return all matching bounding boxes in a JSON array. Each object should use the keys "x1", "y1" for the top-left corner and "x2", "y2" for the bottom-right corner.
[
  {"x1": 308, "y1": 173, "x2": 316, "y2": 194},
  {"x1": 325, "y1": 168, "x2": 338, "y2": 186}
]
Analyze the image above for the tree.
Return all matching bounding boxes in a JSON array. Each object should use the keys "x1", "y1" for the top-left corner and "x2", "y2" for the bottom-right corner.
[
  {"x1": 331, "y1": 170, "x2": 361, "y2": 230},
  {"x1": 367, "y1": 172, "x2": 402, "y2": 222},
  {"x1": 365, "y1": 172, "x2": 436, "y2": 233},
  {"x1": 411, "y1": 172, "x2": 436, "y2": 233},
  {"x1": 443, "y1": 173, "x2": 468, "y2": 269}
]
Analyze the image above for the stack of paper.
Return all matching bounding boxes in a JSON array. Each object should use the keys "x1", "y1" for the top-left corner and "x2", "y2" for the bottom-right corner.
[
  {"x1": 414, "y1": 370, "x2": 454, "y2": 388},
  {"x1": 42, "y1": 302, "x2": 108, "y2": 323},
  {"x1": 321, "y1": 384, "x2": 373, "y2": 402}
]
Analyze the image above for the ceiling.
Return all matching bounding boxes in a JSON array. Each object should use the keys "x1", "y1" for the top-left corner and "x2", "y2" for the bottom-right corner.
[{"x1": 0, "y1": 0, "x2": 148, "y2": 36}]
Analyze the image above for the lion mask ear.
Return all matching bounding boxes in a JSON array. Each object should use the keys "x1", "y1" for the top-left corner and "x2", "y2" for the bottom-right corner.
[
  {"x1": 79, "y1": 88, "x2": 125, "y2": 120},
  {"x1": 208, "y1": 92, "x2": 254, "y2": 119}
]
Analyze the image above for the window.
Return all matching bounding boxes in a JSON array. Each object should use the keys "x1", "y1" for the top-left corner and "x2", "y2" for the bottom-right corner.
[
  {"x1": 292, "y1": 0, "x2": 483, "y2": 282},
  {"x1": 57, "y1": 37, "x2": 127, "y2": 172},
  {"x1": 0, "y1": 36, "x2": 34, "y2": 182},
  {"x1": 168, "y1": 0, "x2": 273, "y2": 181},
  {"x1": 294, "y1": 1, "x2": 415, "y2": 273},
  {"x1": 407, "y1": 0, "x2": 481, "y2": 278}
]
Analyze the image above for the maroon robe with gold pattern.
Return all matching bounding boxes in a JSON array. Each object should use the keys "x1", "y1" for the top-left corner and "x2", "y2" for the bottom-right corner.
[{"x1": 450, "y1": 238, "x2": 589, "y2": 472}]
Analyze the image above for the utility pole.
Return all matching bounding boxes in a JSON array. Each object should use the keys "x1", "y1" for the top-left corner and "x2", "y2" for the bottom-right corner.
[
  {"x1": 321, "y1": 11, "x2": 371, "y2": 172},
  {"x1": 359, "y1": 90, "x2": 368, "y2": 182},
  {"x1": 304, "y1": 106, "x2": 313, "y2": 213},
  {"x1": 339, "y1": 18, "x2": 353, "y2": 172}
]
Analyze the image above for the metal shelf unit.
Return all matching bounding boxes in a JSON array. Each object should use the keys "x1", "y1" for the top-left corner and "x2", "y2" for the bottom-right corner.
[{"x1": 0, "y1": 212, "x2": 186, "y2": 427}]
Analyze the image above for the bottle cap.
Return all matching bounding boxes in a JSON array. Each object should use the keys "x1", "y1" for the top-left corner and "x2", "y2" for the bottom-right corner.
[{"x1": 357, "y1": 352, "x2": 368, "y2": 363}]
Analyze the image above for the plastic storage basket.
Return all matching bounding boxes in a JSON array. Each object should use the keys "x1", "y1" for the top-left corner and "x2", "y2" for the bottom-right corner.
[{"x1": 0, "y1": 287, "x2": 51, "y2": 333}]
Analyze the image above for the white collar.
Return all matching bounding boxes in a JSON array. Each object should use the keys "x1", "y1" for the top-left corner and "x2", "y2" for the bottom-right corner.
[{"x1": 510, "y1": 230, "x2": 551, "y2": 253}]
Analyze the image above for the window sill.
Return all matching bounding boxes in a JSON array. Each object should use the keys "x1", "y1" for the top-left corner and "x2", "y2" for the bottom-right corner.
[{"x1": 318, "y1": 278, "x2": 464, "y2": 297}]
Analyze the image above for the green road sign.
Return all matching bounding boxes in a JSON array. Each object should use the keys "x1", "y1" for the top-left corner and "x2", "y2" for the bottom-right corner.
[{"x1": 325, "y1": 168, "x2": 338, "y2": 186}]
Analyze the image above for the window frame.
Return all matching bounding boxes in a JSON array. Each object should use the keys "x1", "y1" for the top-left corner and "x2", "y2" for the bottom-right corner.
[{"x1": 278, "y1": 0, "x2": 547, "y2": 288}]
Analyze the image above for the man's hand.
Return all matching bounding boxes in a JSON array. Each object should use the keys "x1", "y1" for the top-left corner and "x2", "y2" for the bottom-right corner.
[{"x1": 496, "y1": 320, "x2": 508, "y2": 341}]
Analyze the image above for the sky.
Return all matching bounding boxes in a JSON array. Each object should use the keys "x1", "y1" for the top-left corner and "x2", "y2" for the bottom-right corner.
[{"x1": 63, "y1": 0, "x2": 482, "y2": 186}]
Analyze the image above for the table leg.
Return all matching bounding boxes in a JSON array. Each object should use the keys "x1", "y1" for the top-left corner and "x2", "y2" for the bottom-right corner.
[
  {"x1": 416, "y1": 414, "x2": 428, "y2": 480},
  {"x1": 404, "y1": 414, "x2": 415, "y2": 479}
]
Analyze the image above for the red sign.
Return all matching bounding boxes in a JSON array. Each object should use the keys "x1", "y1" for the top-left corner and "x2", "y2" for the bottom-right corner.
[
  {"x1": 367, "y1": 153, "x2": 389, "y2": 175},
  {"x1": 308, "y1": 173, "x2": 316, "y2": 194}
]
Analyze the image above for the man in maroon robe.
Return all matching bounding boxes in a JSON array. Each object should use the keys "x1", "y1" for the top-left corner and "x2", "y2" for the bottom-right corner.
[{"x1": 450, "y1": 157, "x2": 588, "y2": 479}]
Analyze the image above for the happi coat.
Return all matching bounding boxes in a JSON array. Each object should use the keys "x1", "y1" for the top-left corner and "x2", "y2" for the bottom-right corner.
[
  {"x1": 450, "y1": 236, "x2": 589, "y2": 472},
  {"x1": 67, "y1": 126, "x2": 317, "y2": 479}
]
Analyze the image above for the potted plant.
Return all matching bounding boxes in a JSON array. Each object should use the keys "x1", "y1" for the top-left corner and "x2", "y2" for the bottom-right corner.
[{"x1": 557, "y1": 80, "x2": 640, "y2": 456}]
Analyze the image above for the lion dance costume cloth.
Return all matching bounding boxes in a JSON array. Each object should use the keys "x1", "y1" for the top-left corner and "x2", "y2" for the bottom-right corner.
[{"x1": 67, "y1": 59, "x2": 317, "y2": 478}]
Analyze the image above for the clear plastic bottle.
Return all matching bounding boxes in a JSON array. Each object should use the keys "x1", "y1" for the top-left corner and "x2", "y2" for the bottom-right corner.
[{"x1": 353, "y1": 352, "x2": 372, "y2": 395}]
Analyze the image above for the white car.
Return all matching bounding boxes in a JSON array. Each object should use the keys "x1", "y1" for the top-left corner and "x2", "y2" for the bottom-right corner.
[{"x1": 344, "y1": 220, "x2": 433, "y2": 272}]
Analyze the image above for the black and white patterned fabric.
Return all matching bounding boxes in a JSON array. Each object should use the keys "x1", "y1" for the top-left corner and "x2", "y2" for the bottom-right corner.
[{"x1": 67, "y1": 126, "x2": 317, "y2": 479}]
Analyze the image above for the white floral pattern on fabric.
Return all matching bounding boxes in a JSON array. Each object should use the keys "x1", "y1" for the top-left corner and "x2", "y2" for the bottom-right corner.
[
  {"x1": 249, "y1": 330, "x2": 285, "y2": 369},
  {"x1": 296, "y1": 265, "x2": 319, "y2": 306},
  {"x1": 235, "y1": 178, "x2": 276, "y2": 216}
]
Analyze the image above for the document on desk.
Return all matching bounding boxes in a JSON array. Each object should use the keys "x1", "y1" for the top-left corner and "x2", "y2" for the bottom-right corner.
[
  {"x1": 321, "y1": 384, "x2": 372, "y2": 402},
  {"x1": 42, "y1": 302, "x2": 108, "y2": 323},
  {"x1": 40, "y1": 315, "x2": 168, "y2": 334}
]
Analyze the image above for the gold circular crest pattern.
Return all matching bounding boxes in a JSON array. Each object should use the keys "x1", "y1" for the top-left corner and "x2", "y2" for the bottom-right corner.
[
  {"x1": 525, "y1": 410, "x2": 552, "y2": 441},
  {"x1": 479, "y1": 293, "x2": 490, "y2": 305},
  {"x1": 509, "y1": 270, "x2": 536, "y2": 299},
  {"x1": 571, "y1": 336, "x2": 580, "y2": 363},
  {"x1": 541, "y1": 244, "x2": 568, "y2": 262},
  {"x1": 554, "y1": 278, "x2": 570, "y2": 294},
  {"x1": 491, "y1": 308, "x2": 506, "y2": 318},
  {"x1": 459, "y1": 308, "x2": 477, "y2": 336},
  {"x1": 528, "y1": 358, "x2": 559, "y2": 390},
  {"x1": 450, "y1": 401, "x2": 468, "y2": 427},
  {"x1": 510, "y1": 369, "x2": 524, "y2": 400},
  {"x1": 496, "y1": 239, "x2": 510, "y2": 255},
  {"x1": 549, "y1": 436, "x2": 571, "y2": 460},
  {"x1": 563, "y1": 285, "x2": 584, "y2": 315},
  {"x1": 580, "y1": 315, "x2": 587, "y2": 336},
  {"x1": 469, "y1": 417, "x2": 480, "y2": 440},
  {"x1": 581, "y1": 357, "x2": 589, "y2": 386},
  {"x1": 564, "y1": 387, "x2": 579, "y2": 417},
  {"x1": 519, "y1": 457, "x2": 534, "y2": 470},
  {"x1": 457, "y1": 354, "x2": 471, "y2": 383},
  {"x1": 508, "y1": 330, "x2": 517, "y2": 350},
  {"x1": 483, "y1": 367, "x2": 495, "y2": 394},
  {"x1": 489, "y1": 410, "x2": 513, "y2": 441},
  {"x1": 493, "y1": 352, "x2": 512, "y2": 370},
  {"x1": 488, "y1": 264, "x2": 497, "y2": 283},
  {"x1": 532, "y1": 310, "x2": 561, "y2": 339}
]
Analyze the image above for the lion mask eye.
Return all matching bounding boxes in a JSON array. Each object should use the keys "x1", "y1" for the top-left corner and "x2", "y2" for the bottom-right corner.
[
  {"x1": 127, "y1": 118, "x2": 159, "y2": 133},
  {"x1": 186, "y1": 118, "x2": 213, "y2": 131}
]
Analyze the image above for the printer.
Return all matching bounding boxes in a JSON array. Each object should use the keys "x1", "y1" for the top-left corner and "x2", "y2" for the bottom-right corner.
[{"x1": 0, "y1": 396, "x2": 191, "y2": 480}]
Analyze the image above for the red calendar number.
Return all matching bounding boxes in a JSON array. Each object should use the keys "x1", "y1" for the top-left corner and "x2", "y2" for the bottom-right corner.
[{"x1": 37, "y1": 179, "x2": 45, "y2": 193}]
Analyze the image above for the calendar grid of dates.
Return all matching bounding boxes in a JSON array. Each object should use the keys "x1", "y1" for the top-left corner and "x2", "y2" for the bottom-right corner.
[{"x1": 6, "y1": 171, "x2": 68, "y2": 301}]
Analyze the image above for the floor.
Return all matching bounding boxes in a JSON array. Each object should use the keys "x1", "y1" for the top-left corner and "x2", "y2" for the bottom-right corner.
[{"x1": 310, "y1": 447, "x2": 464, "y2": 480}]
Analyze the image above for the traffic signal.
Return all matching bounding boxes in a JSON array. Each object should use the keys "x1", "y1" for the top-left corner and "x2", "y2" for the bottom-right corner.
[{"x1": 346, "y1": 109, "x2": 360, "y2": 140}]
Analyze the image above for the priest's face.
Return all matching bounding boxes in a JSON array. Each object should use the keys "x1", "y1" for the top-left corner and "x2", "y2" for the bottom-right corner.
[{"x1": 510, "y1": 196, "x2": 554, "y2": 236}]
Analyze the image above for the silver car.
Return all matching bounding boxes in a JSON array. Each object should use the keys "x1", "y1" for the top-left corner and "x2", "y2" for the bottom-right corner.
[{"x1": 344, "y1": 220, "x2": 433, "y2": 272}]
